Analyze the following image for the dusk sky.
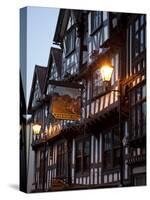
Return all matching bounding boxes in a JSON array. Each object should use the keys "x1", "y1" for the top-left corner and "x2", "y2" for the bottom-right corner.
[{"x1": 26, "y1": 6, "x2": 59, "y2": 105}]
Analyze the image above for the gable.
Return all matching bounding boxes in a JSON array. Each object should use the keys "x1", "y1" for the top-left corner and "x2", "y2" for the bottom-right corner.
[
  {"x1": 28, "y1": 65, "x2": 47, "y2": 113},
  {"x1": 66, "y1": 14, "x2": 75, "y2": 30},
  {"x1": 32, "y1": 79, "x2": 41, "y2": 107}
]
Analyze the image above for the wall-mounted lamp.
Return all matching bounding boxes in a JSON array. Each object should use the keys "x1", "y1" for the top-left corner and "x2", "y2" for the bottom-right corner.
[
  {"x1": 32, "y1": 123, "x2": 41, "y2": 135},
  {"x1": 100, "y1": 64, "x2": 114, "y2": 83}
]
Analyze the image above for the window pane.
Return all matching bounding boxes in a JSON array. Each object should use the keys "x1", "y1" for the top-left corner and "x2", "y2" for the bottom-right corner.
[
  {"x1": 142, "y1": 101, "x2": 146, "y2": 136},
  {"x1": 113, "y1": 149, "x2": 120, "y2": 168},
  {"x1": 93, "y1": 69, "x2": 103, "y2": 97},
  {"x1": 131, "y1": 90, "x2": 135, "y2": 105},
  {"x1": 87, "y1": 81, "x2": 90, "y2": 100},
  {"x1": 84, "y1": 140, "x2": 90, "y2": 155},
  {"x1": 76, "y1": 142, "x2": 82, "y2": 173},
  {"x1": 104, "y1": 25, "x2": 109, "y2": 41},
  {"x1": 112, "y1": 18, "x2": 117, "y2": 28},
  {"x1": 76, "y1": 157, "x2": 82, "y2": 173},
  {"x1": 134, "y1": 174, "x2": 146, "y2": 186},
  {"x1": 135, "y1": 19, "x2": 139, "y2": 32},
  {"x1": 83, "y1": 155, "x2": 90, "y2": 171},
  {"x1": 104, "y1": 132, "x2": 112, "y2": 150},
  {"x1": 65, "y1": 28, "x2": 75, "y2": 55},
  {"x1": 140, "y1": 29, "x2": 144, "y2": 52},
  {"x1": 113, "y1": 127, "x2": 120, "y2": 146},
  {"x1": 142, "y1": 85, "x2": 146, "y2": 98},
  {"x1": 131, "y1": 108, "x2": 136, "y2": 137},
  {"x1": 91, "y1": 101, "x2": 95, "y2": 115},
  {"x1": 83, "y1": 140, "x2": 90, "y2": 171},
  {"x1": 76, "y1": 142, "x2": 82, "y2": 155},
  {"x1": 135, "y1": 33, "x2": 139, "y2": 57},
  {"x1": 137, "y1": 105, "x2": 141, "y2": 136},
  {"x1": 57, "y1": 143, "x2": 65, "y2": 177},
  {"x1": 104, "y1": 151, "x2": 111, "y2": 169},
  {"x1": 137, "y1": 87, "x2": 141, "y2": 101},
  {"x1": 115, "y1": 53, "x2": 119, "y2": 81},
  {"x1": 91, "y1": 11, "x2": 102, "y2": 31},
  {"x1": 142, "y1": 59, "x2": 145, "y2": 69},
  {"x1": 140, "y1": 15, "x2": 145, "y2": 26},
  {"x1": 87, "y1": 104, "x2": 90, "y2": 118},
  {"x1": 136, "y1": 63, "x2": 140, "y2": 72},
  {"x1": 103, "y1": 11, "x2": 108, "y2": 21}
]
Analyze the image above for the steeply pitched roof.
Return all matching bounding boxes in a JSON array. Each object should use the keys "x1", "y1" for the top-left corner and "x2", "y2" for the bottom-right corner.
[
  {"x1": 28, "y1": 65, "x2": 48, "y2": 113},
  {"x1": 35, "y1": 65, "x2": 48, "y2": 94},
  {"x1": 44, "y1": 47, "x2": 62, "y2": 94},
  {"x1": 53, "y1": 9, "x2": 69, "y2": 44},
  {"x1": 53, "y1": 9, "x2": 83, "y2": 44}
]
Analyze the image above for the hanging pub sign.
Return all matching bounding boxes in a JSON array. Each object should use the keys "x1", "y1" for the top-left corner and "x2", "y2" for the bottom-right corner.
[{"x1": 49, "y1": 80, "x2": 83, "y2": 120}]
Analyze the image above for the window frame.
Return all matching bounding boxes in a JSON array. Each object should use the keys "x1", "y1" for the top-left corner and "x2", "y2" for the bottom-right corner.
[
  {"x1": 103, "y1": 125, "x2": 120, "y2": 170},
  {"x1": 132, "y1": 15, "x2": 146, "y2": 59},
  {"x1": 129, "y1": 82, "x2": 146, "y2": 139},
  {"x1": 56, "y1": 142, "x2": 65, "y2": 178},
  {"x1": 75, "y1": 137, "x2": 90, "y2": 176},
  {"x1": 126, "y1": 15, "x2": 146, "y2": 77},
  {"x1": 65, "y1": 26, "x2": 76, "y2": 57},
  {"x1": 91, "y1": 11, "x2": 103, "y2": 34}
]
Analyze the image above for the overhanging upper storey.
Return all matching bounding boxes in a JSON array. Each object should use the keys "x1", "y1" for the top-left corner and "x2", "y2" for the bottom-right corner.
[{"x1": 53, "y1": 9, "x2": 85, "y2": 78}]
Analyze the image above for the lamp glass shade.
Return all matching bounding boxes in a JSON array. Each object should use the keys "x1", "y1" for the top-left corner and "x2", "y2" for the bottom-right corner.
[
  {"x1": 100, "y1": 65, "x2": 114, "y2": 82},
  {"x1": 32, "y1": 124, "x2": 41, "y2": 135}
]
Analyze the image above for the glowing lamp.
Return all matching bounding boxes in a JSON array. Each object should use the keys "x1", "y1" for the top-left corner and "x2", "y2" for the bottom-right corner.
[
  {"x1": 32, "y1": 124, "x2": 41, "y2": 135},
  {"x1": 100, "y1": 65, "x2": 114, "y2": 82}
]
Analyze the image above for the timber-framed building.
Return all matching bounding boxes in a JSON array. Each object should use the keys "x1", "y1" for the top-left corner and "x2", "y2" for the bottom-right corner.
[{"x1": 28, "y1": 9, "x2": 146, "y2": 192}]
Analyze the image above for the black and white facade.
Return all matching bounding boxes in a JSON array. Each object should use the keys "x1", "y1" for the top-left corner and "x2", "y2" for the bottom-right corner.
[{"x1": 28, "y1": 9, "x2": 146, "y2": 192}]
